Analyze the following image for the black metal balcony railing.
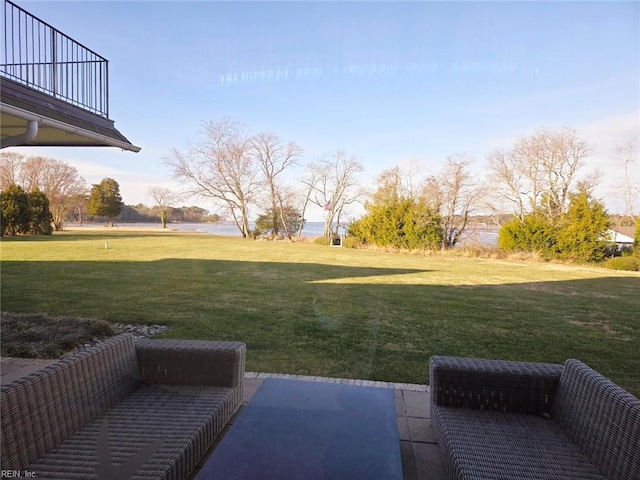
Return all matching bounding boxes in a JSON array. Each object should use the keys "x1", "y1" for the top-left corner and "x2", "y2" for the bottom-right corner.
[{"x1": 1, "y1": 0, "x2": 109, "y2": 117}]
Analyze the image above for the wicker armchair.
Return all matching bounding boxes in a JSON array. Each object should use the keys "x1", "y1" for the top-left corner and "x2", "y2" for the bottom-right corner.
[
  {"x1": 1, "y1": 334, "x2": 246, "y2": 480},
  {"x1": 430, "y1": 356, "x2": 639, "y2": 480}
]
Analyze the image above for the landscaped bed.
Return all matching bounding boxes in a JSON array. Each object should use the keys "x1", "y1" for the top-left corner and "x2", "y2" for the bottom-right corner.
[
  {"x1": 1, "y1": 312, "x2": 114, "y2": 358},
  {"x1": 0, "y1": 312, "x2": 169, "y2": 358}
]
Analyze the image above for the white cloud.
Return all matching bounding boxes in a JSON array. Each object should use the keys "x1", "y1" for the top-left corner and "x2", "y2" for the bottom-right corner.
[
  {"x1": 577, "y1": 112, "x2": 639, "y2": 213},
  {"x1": 578, "y1": 112, "x2": 639, "y2": 161}
]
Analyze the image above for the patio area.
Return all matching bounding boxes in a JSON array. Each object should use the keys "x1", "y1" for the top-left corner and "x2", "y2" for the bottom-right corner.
[
  {"x1": 188, "y1": 373, "x2": 447, "y2": 480},
  {"x1": 1, "y1": 357, "x2": 447, "y2": 480}
]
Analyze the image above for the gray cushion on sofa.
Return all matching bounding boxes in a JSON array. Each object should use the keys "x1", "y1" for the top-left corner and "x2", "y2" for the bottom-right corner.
[
  {"x1": 430, "y1": 356, "x2": 640, "y2": 480},
  {"x1": 1, "y1": 334, "x2": 246, "y2": 480}
]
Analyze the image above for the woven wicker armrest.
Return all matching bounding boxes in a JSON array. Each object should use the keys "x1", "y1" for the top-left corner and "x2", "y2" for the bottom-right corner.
[
  {"x1": 430, "y1": 355, "x2": 563, "y2": 415},
  {"x1": 135, "y1": 339, "x2": 246, "y2": 387}
]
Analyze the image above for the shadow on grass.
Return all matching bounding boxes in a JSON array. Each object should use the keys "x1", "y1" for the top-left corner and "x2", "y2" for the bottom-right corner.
[
  {"x1": 0, "y1": 231, "x2": 184, "y2": 242},
  {"x1": 2, "y1": 258, "x2": 639, "y2": 396}
]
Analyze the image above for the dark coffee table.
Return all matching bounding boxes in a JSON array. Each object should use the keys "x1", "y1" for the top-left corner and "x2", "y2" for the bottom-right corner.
[{"x1": 195, "y1": 378, "x2": 403, "y2": 479}]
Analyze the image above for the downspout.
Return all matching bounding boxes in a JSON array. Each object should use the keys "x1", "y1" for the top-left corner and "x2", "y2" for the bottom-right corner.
[
  {"x1": 0, "y1": 120, "x2": 39, "y2": 148},
  {"x1": 1, "y1": 104, "x2": 141, "y2": 152}
]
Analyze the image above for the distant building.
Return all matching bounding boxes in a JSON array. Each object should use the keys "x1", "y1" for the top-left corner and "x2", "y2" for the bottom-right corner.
[{"x1": 607, "y1": 227, "x2": 635, "y2": 252}]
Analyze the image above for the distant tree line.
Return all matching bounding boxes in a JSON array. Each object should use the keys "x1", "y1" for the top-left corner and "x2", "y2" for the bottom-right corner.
[
  {"x1": 0, "y1": 175, "x2": 124, "y2": 235},
  {"x1": 165, "y1": 119, "x2": 362, "y2": 239},
  {"x1": 349, "y1": 154, "x2": 484, "y2": 250},
  {"x1": 609, "y1": 214, "x2": 638, "y2": 228},
  {"x1": 112, "y1": 204, "x2": 220, "y2": 224},
  {"x1": 0, "y1": 154, "x2": 221, "y2": 234},
  {"x1": 165, "y1": 118, "x2": 638, "y2": 263},
  {"x1": 498, "y1": 190, "x2": 610, "y2": 262},
  {"x1": 348, "y1": 128, "x2": 638, "y2": 262},
  {"x1": 0, "y1": 152, "x2": 87, "y2": 231},
  {"x1": 487, "y1": 128, "x2": 617, "y2": 262},
  {"x1": 2, "y1": 127, "x2": 637, "y2": 265}
]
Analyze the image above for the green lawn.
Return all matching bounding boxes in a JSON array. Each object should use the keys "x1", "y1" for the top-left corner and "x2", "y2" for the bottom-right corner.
[{"x1": 1, "y1": 230, "x2": 639, "y2": 395}]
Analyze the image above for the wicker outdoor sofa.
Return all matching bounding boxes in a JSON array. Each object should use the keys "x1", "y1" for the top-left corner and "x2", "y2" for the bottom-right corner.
[
  {"x1": 1, "y1": 334, "x2": 246, "y2": 480},
  {"x1": 430, "y1": 356, "x2": 640, "y2": 480}
]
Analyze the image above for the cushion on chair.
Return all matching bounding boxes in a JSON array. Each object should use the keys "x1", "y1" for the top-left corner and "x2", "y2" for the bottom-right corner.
[
  {"x1": 1, "y1": 335, "x2": 140, "y2": 470},
  {"x1": 552, "y1": 359, "x2": 640, "y2": 480},
  {"x1": 26, "y1": 384, "x2": 238, "y2": 480}
]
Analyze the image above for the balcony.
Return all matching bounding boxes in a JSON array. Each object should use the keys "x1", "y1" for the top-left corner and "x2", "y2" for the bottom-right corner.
[{"x1": 0, "y1": 0, "x2": 139, "y2": 152}]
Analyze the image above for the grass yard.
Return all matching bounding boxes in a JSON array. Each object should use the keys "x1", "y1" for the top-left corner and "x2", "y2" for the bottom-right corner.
[{"x1": 1, "y1": 230, "x2": 639, "y2": 396}]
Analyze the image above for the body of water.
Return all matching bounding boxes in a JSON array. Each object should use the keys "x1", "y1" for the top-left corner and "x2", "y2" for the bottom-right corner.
[
  {"x1": 71, "y1": 221, "x2": 499, "y2": 246},
  {"x1": 73, "y1": 221, "x2": 327, "y2": 238},
  {"x1": 189, "y1": 221, "x2": 327, "y2": 237}
]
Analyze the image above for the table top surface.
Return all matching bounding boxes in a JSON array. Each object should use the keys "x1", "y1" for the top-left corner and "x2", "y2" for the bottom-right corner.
[{"x1": 196, "y1": 378, "x2": 403, "y2": 480}]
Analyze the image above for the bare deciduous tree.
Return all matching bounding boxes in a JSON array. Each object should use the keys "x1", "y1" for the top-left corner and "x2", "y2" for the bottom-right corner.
[
  {"x1": 371, "y1": 165, "x2": 416, "y2": 205},
  {"x1": 0, "y1": 153, "x2": 87, "y2": 230},
  {"x1": 435, "y1": 154, "x2": 484, "y2": 248},
  {"x1": 486, "y1": 148, "x2": 529, "y2": 221},
  {"x1": 613, "y1": 138, "x2": 639, "y2": 222},
  {"x1": 273, "y1": 185, "x2": 304, "y2": 239},
  {"x1": 26, "y1": 158, "x2": 88, "y2": 230},
  {"x1": 165, "y1": 119, "x2": 261, "y2": 238},
  {"x1": 297, "y1": 168, "x2": 321, "y2": 239},
  {"x1": 70, "y1": 193, "x2": 89, "y2": 226},
  {"x1": 0, "y1": 152, "x2": 24, "y2": 189},
  {"x1": 148, "y1": 186, "x2": 180, "y2": 228},
  {"x1": 302, "y1": 151, "x2": 363, "y2": 238},
  {"x1": 487, "y1": 128, "x2": 593, "y2": 221},
  {"x1": 249, "y1": 132, "x2": 303, "y2": 238}
]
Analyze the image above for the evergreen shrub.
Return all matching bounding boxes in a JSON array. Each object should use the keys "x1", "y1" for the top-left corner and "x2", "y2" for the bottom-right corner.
[
  {"x1": 604, "y1": 257, "x2": 640, "y2": 271},
  {"x1": 343, "y1": 237, "x2": 360, "y2": 249}
]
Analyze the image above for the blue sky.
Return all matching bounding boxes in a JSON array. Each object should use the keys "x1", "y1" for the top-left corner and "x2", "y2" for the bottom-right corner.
[{"x1": 9, "y1": 0, "x2": 640, "y2": 220}]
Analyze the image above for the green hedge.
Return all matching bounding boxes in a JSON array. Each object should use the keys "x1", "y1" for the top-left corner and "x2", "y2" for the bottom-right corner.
[
  {"x1": 343, "y1": 237, "x2": 360, "y2": 249},
  {"x1": 313, "y1": 236, "x2": 331, "y2": 246},
  {"x1": 604, "y1": 257, "x2": 640, "y2": 271}
]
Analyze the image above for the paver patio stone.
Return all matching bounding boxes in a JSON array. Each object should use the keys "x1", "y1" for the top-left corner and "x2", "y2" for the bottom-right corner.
[
  {"x1": 242, "y1": 377, "x2": 263, "y2": 403},
  {"x1": 400, "y1": 440, "x2": 418, "y2": 480},
  {"x1": 397, "y1": 415, "x2": 411, "y2": 441},
  {"x1": 395, "y1": 388, "x2": 407, "y2": 415},
  {"x1": 413, "y1": 442, "x2": 448, "y2": 480},
  {"x1": 408, "y1": 417, "x2": 437, "y2": 444},
  {"x1": 403, "y1": 390, "x2": 430, "y2": 419}
]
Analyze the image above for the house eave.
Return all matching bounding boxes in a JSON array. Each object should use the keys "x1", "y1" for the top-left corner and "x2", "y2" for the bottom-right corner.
[{"x1": 1, "y1": 77, "x2": 140, "y2": 152}]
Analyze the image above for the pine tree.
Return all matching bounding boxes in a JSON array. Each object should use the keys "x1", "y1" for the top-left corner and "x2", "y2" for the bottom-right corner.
[
  {"x1": 27, "y1": 189, "x2": 54, "y2": 235},
  {"x1": 1, "y1": 184, "x2": 29, "y2": 235},
  {"x1": 498, "y1": 191, "x2": 610, "y2": 263},
  {"x1": 556, "y1": 191, "x2": 609, "y2": 262},
  {"x1": 88, "y1": 178, "x2": 123, "y2": 226}
]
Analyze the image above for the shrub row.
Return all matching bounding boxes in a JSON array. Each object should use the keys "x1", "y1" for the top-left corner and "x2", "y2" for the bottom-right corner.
[{"x1": 604, "y1": 257, "x2": 640, "y2": 271}]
